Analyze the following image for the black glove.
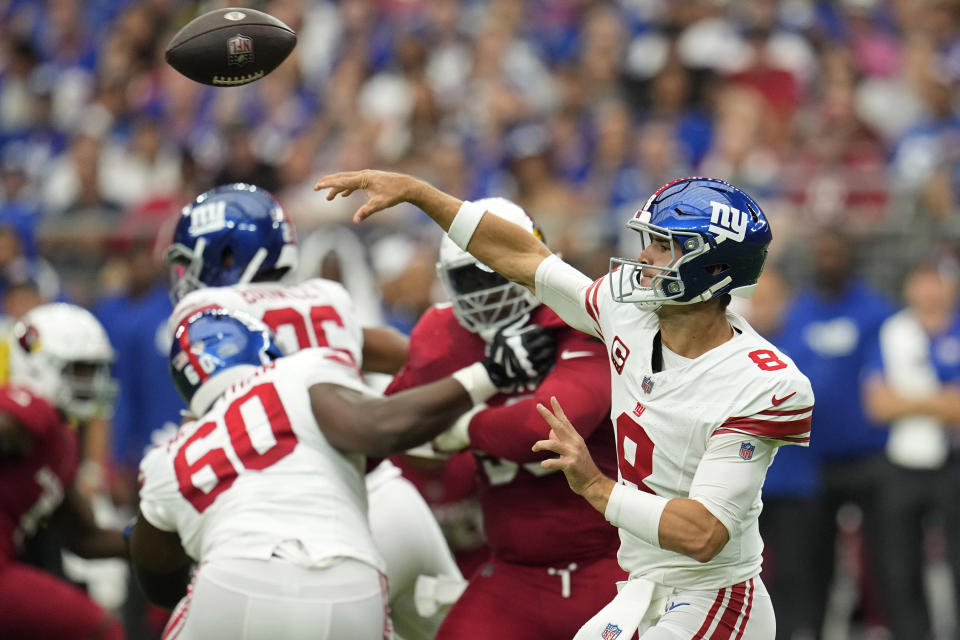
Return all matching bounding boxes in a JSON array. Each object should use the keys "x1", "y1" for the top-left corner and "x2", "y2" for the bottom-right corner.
[{"x1": 481, "y1": 314, "x2": 556, "y2": 393}]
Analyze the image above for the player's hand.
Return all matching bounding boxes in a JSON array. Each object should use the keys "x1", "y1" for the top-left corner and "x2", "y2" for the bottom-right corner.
[
  {"x1": 314, "y1": 170, "x2": 423, "y2": 223},
  {"x1": 481, "y1": 314, "x2": 555, "y2": 393},
  {"x1": 533, "y1": 396, "x2": 613, "y2": 510}
]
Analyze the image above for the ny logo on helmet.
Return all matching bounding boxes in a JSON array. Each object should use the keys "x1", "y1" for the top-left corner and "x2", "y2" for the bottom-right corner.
[
  {"x1": 708, "y1": 201, "x2": 748, "y2": 243},
  {"x1": 189, "y1": 201, "x2": 227, "y2": 236}
]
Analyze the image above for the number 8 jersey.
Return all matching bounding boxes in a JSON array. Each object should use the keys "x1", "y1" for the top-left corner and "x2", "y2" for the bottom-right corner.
[
  {"x1": 137, "y1": 349, "x2": 384, "y2": 571},
  {"x1": 536, "y1": 260, "x2": 814, "y2": 590}
]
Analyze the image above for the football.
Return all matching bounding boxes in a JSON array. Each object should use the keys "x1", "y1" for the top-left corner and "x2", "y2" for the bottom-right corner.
[{"x1": 164, "y1": 7, "x2": 296, "y2": 87}]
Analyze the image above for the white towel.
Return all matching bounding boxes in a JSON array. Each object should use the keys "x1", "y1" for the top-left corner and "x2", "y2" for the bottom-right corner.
[
  {"x1": 880, "y1": 310, "x2": 948, "y2": 469},
  {"x1": 573, "y1": 578, "x2": 670, "y2": 640}
]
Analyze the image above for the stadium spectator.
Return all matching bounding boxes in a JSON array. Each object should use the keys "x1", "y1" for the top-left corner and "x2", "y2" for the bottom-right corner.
[
  {"x1": 776, "y1": 230, "x2": 894, "y2": 634},
  {"x1": 316, "y1": 169, "x2": 813, "y2": 637},
  {"x1": 863, "y1": 262, "x2": 960, "y2": 639},
  {"x1": 385, "y1": 197, "x2": 623, "y2": 638},
  {"x1": 746, "y1": 268, "x2": 823, "y2": 639},
  {"x1": 130, "y1": 306, "x2": 553, "y2": 639},
  {"x1": 93, "y1": 208, "x2": 185, "y2": 504}
]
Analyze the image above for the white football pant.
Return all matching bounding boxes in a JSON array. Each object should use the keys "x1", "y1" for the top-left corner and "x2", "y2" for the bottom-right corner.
[
  {"x1": 575, "y1": 576, "x2": 775, "y2": 640},
  {"x1": 163, "y1": 557, "x2": 390, "y2": 640},
  {"x1": 367, "y1": 462, "x2": 465, "y2": 640}
]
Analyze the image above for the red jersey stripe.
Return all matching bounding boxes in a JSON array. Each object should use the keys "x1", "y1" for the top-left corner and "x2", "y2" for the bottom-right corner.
[
  {"x1": 584, "y1": 278, "x2": 603, "y2": 337},
  {"x1": 693, "y1": 587, "x2": 727, "y2": 639},
  {"x1": 713, "y1": 427, "x2": 810, "y2": 444},
  {"x1": 717, "y1": 415, "x2": 812, "y2": 440},
  {"x1": 733, "y1": 578, "x2": 755, "y2": 640},
  {"x1": 710, "y1": 580, "x2": 747, "y2": 640},
  {"x1": 757, "y1": 406, "x2": 814, "y2": 417}
]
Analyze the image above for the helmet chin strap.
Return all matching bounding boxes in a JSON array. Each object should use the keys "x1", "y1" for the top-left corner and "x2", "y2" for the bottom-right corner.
[{"x1": 632, "y1": 275, "x2": 733, "y2": 312}]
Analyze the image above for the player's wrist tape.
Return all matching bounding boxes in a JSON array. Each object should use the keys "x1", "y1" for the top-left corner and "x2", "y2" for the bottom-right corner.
[
  {"x1": 604, "y1": 482, "x2": 668, "y2": 549},
  {"x1": 447, "y1": 200, "x2": 487, "y2": 250},
  {"x1": 434, "y1": 404, "x2": 484, "y2": 452},
  {"x1": 451, "y1": 362, "x2": 498, "y2": 405}
]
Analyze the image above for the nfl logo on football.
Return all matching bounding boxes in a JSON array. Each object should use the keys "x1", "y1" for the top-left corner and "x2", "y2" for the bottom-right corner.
[
  {"x1": 739, "y1": 442, "x2": 755, "y2": 461},
  {"x1": 227, "y1": 34, "x2": 254, "y2": 66},
  {"x1": 602, "y1": 623, "x2": 622, "y2": 640}
]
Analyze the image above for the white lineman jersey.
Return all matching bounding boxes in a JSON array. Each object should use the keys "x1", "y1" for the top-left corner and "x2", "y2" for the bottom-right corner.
[
  {"x1": 170, "y1": 279, "x2": 365, "y2": 366},
  {"x1": 539, "y1": 263, "x2": 813, "y2": 590},
  {"x1": 138, "y1": 348, "x2": 385, "y2": 572}
]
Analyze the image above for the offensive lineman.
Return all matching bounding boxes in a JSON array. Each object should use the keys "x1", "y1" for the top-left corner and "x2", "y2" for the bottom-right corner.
[
  {"x1": 164, "y1": 182, "x2": 469, "y2": 637},
  {"x1": 315, "y1": 171, "x2": 814, "y2": 638},
  {"x1": 129, "y1": 307, "x2": 554, "y2": 639},
  {"x1": 387, "y1": 197, "x2": 625, "y2": 638}
]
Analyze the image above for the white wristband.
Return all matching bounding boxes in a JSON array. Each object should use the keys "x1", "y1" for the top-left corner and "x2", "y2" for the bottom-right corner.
[
  {"x1": 604, "y1": 482, "x2": 668, "y2": 549},
  {"x1": 434, "y1": 404, "x2": 485, "y2": 452},
  {"x1": 447, "y1": 200, "x2": 487, "y2": 250},
  {"x1": 450, "y1": 362, "x2": 498, "y2": 405}
]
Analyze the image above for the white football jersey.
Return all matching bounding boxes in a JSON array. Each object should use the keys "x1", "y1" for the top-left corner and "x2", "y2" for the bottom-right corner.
[
  {"x1": 170, "y1": 279, "x2": 364, "y2": 366},
  {"x1": 138, "y1": 348, "x2": 384, "y2": 571},
  {"x1": 540, "y1": 264, "x2": 813, "y2": 590}
]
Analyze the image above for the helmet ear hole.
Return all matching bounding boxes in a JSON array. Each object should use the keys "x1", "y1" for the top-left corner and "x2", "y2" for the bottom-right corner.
[
  {"x1": 17, "y1": 325, "x2": 38, "y2": 353},
  {"x1": 707, "y1": 264, "x2": 729, "y2": 276},
  {"x1": 221, "y1": 245, "x2": 235, "y2": 270}
]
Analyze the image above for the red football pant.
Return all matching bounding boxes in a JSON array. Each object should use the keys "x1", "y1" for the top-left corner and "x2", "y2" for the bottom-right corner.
[
  {"x1": 437, "y1": 555, "x2": 625, "y2": 639},
  {"x1": 0, "y1": 561, "x2": 123, "y2": 639}
]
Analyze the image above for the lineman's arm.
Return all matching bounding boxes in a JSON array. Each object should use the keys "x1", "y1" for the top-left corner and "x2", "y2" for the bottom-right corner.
[
  {"x1": 310, "y1": 375, "x2": 482, "y2": 459},
  {"x1": 317, "y1": 318, "x2": 556, "y2": 456},
  {"x1": 51, "y1": 484, "x2": 126, "y2": 559},
  {"x1": 128, "y1": 510, "x2": 193, "y2": 610},
  {"x1": 315, "y1": 170, "x2": 551, "y2": 292},
  {"x1": 361, "y1": 326, "x2": 409, "y2": 375},
  {"x1": 0, "y1": 412, "x2": 32, "y2": 457},
  {"x1": 456, "y1": 337, "x2": 610, "y2": 462}
]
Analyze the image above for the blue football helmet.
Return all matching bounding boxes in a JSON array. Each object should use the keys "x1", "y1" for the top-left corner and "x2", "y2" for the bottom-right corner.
[
  {"x1": 169, "y1": 307, "x2": 283, "y2": 415},
  {"x1": 166, "y1": 183, "x2": 298, "y2": 301},
  {"x1": 610, "y1": 177, "x2": 772, "y2": 311}
]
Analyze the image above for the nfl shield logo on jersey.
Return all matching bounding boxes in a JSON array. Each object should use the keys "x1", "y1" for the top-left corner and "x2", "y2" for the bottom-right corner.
[
  {"x1": 641, "y1": 376, "x2": 654, "y2": 394},
  {"x1": 739, "y1": 442, "x2": 755, "y2": 460},
  {"x1": 602, "y1": 623, "x2": 622, "y2": 640},
  {"x1": 227, "y1": 34, "x2": 254, "y2": 66}
]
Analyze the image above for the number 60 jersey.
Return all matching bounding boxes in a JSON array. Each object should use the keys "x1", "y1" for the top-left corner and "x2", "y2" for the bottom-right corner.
[
  {"x1": 539, "y1": 265, "x2": 814, "y2": 591},
  {"x1": 137, "y1": 349, "x2": 384, "y2": 571}
]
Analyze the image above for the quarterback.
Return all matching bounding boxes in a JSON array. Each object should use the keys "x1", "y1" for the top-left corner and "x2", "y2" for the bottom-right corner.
[{"x1": 315, "y1": 171, "x2": 814, "y2": 638}]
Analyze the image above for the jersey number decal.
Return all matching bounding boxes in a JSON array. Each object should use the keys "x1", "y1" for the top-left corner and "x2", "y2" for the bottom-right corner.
[
  {"x1": 615, "y1": 413, "x2": 655, "y2": 494},
  {"x1": 262, "y1": 305, "x2": 356, "y2": 365},
  {"x1": 748, "y1": 349, "x2": 787, "y2": 371},
  {"x1": 173, "y1": 383, "x2": 297, "y2": 513}
]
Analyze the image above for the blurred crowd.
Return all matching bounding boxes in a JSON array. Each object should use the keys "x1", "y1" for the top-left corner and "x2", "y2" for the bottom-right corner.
[{"x1": 2, "y1": 0, "x2": 960, "y2": 638}]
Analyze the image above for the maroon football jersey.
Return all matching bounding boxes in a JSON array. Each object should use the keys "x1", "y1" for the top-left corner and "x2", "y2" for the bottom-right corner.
[
  {"x1": 387, "y1": 305, "x2": 619, "y2": 564},
  {"x1": 0, "y1": 385, "x2": 77, "y2": 563}
]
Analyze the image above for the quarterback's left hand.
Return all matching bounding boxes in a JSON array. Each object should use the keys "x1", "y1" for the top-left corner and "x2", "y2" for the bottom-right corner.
[{"x1": 533, "y1": 396, "x2": 614, "y2": 512}]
